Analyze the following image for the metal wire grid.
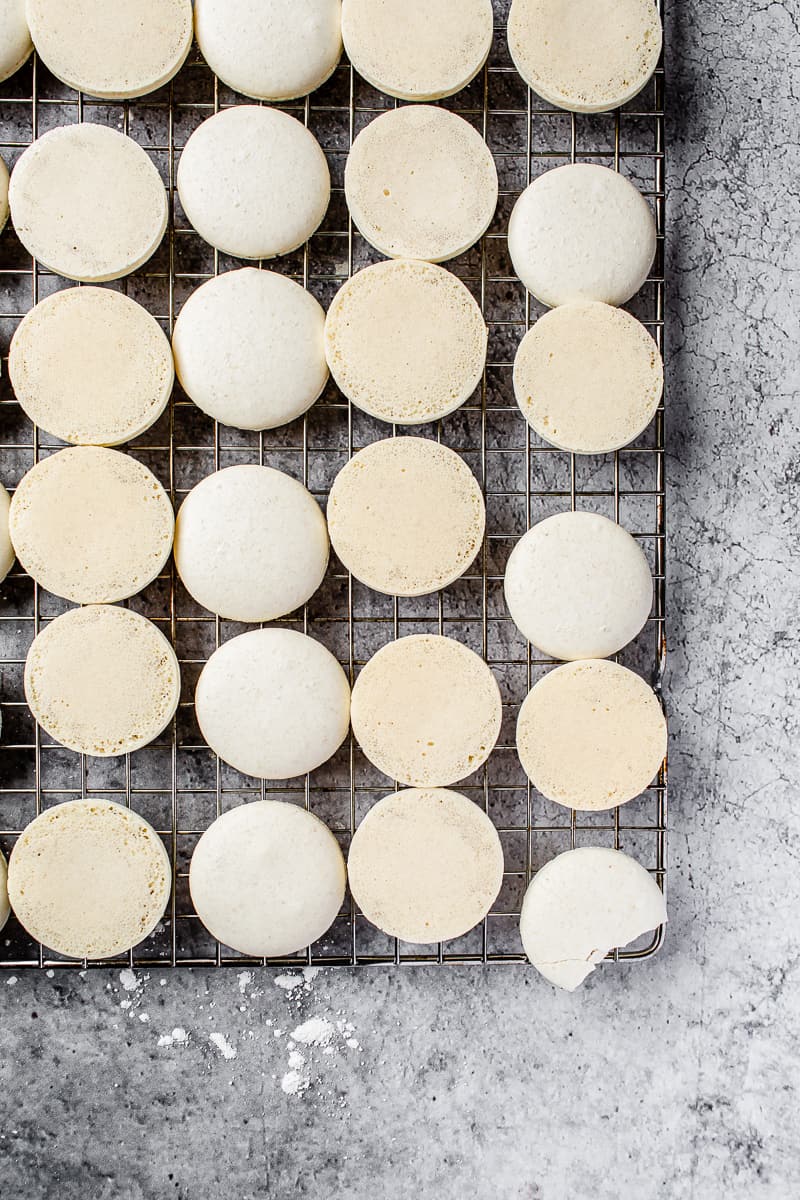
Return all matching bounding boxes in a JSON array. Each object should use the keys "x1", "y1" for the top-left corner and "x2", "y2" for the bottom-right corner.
[{"x1": 0, "y1": 5, "x2": 666, "y2": 970}]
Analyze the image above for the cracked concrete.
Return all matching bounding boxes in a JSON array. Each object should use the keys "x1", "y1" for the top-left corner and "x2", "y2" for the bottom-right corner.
[{"x1": 1, "y1": 0, "x2": 799, "y2": 1196}]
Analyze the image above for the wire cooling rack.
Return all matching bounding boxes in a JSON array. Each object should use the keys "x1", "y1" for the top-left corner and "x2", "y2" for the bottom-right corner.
[{"x1": 0, "y1": 1, "x2": 666, "y2": 970}]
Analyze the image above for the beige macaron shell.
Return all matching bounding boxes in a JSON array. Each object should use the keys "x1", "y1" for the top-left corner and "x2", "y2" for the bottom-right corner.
[
  {"x1": 189, "y1": 801, "x2": 346, "y2": 957},
  {"x1": 351, "y1": 635, "x2": 502, "y2": 786},
  {"x1": 10, "y1": 446, "x2": 174, "y2": 605},
  {"x1": 7, "y1": 799, "x2": 171, "y2": 959},
  {"x1": 177, "y1": 106, "x2": 330, "y2": 260},
  {"x1": 508, "y1": 0, "x2": 662, "y2": 114},
  {"x1": 0, "y1": 483, "x2": 15, "y2": 583},
  {"x1": 0, "y1": 848, "x2": 9, "y2": 933},
  {"x1": 342, "y1": 0, "x2": 493, "y2": 101},
  {"x1": 26, "y1": 0, "x2": 192, "y2": 100},
  {"x1": 172, "y1": 267, "x2": 328, "y2": 431},
  {"x1": 0, "y1": 1, "x2": 32, "y2": 85},
  {"x1": 9, "y1": 287, "x2": 174, "y2": 446},
  {"x1": 508, "y1": 163, "x2": 656, "y2": 308},
  {"x1": 504, "y1": 510, "x2": 652, "y2": 660},
  {"x1": 519, "y1": 846, "x2": 667, "y2": 989},
  {"x1": 0, "y1": 153, "x2": 9, "y2": 234},
  {"x1": 174, "y1": 465, "x2": 329, "y2": 623},
  {"x1": 25, "y1": 605, "x2": 180, "y2": 757},
  {"x1": 344, "y1": 105, "x2": 498, "y2": 262},
  {"x1": 325, "y1": 259, "x2": 487, "y2": 425},
  {"x1": 194, "y1": 0, "x2": 342, "y2": 102},
  {"x1": 513, "y1": 301, "x2": 663, "y2": 453},
  {"x1": 195, "y1": 628, "x2": 351, "y2": 781},
  {"x1": 9, "y1": 123, "x2": 167, "y2": 282},
  {"x1": 516, "y1": 659, "x2": 667, "y2": 811},
  {"x1": 348, "y1": 788, "x2": 504, "y2": 944},
  {"x1": 327, "y1": 437, "x2": 485, "y2": 597}
]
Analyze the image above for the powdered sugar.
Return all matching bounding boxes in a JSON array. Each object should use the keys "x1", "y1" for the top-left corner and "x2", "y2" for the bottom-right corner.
[
  {"x1": 209, "y1": 1032, "x2": 237, "y2": 1061},
  {"x1": 291, "y1": 1017, "x2": 334, "y2": 1047}
]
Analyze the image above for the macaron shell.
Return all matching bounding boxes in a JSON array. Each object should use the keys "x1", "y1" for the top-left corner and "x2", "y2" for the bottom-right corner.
[
  {"x1": 347, "y1": 788, "x2": 505, "y2": 944},
  {"x1": 176, "y1": 105, "x2": 330, "y2": 260},
  {"x1": 189, "y1": 800, "x2": 346, "y2": 957},
  {"x1": 508, "y1": 0, "x2": 662, "y2": 114},
  {"x1": 508, "y1": 162, "x2": 656, "y2": 308},
  {"x1": 25, "y1": 0, "x2": 193, "y2": 100},
  {"x1": 516, "y1": 659, "x2": 667, "y2": 811},
  {"x1": 194, "y1": 0, "x2": 342, "y2": 102},
  {"x1": 7, "y1": 799, "x2": 171, "y2": 959},
  {"x1": 342, "y1": 0, "x2": 493, "y2": 101},
  {"x1": 519, "y1": 846, "x2": 667, "y2": 989},
  {"x1": 345, "y1": 105, "x2": 498, "y2": 262},
  {"x1": 24, "y1": 605, "x2": 181, "y2": 758},
  {"x1": 9, "y1": 124, "x2": 167, "y2": 282}
]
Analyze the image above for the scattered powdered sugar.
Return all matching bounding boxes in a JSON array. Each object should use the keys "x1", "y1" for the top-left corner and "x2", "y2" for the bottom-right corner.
[
  {"x1": 291, "y1": 1017, "x2": 334, "y2": 1047},
  {"x1": 209, "y1": 1032, "x2": 237, "y2": 1061},
  {"x1": 157, "y1": 1027, "x2": 189, "y2": 1049},
  {"x1": 281, "y1": 1069, "x2": 310, "y2": 1096},
  {"x1": 274, "y1": 973, "x2": 305, "y2": 992},
  {"x1": 274, "y1": 965, "x2": 321, "y2": 993},
  {"x1": 107, "y1": 962, "x2": 363, "y2": 1098},
  {"x1": 119, "y1": 969, "x2": 139, "y2": 992}
]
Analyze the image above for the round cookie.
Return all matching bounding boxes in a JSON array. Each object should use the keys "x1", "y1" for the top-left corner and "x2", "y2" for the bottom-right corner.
[
  {"x1": 189, "y1": 801, "x2": 346, "y2": 957},
  {"x1": 0, "y1": 154, "x2": 9, "y2": 235},
  {"x1": 7, "y1": 799, "x2": 171, "y2": 959},
  {"x1": 508, "y1": 163, "x2": 656, "y2": 307},
  {"x1": 351, "y1": 635, "x2": 502, "y2": 786},
  {"x1": 0, "y1": 848, "x2": 9, "y2": 934},
  {"x1": 195, "y1": 0, "x2": 342, "y2": 102},
  {"x1": 324, "y1": 259, "x2": 487, "y2": 425},
  {"x1": 177, "y1": 106, "x2": 330, "y2": 260},
  {"x1": 0, "y1": 1, "x2": 31, "y2": 84},
  {"x1": 345, "y1": 105, "x2": 498, "y2": 262},
  {"x1": 25, "y1": 605, "x2": 180, "y2": 757},
  {"x1": 516, "y1": 659, "x2": 667, "y2": 810},
  {"x1": 504, "y1": 511, "x2": 652, "y2": 660},
  {"x1": 508, "y1": 0, "x2": 662, "y2": 114},
  {"x1": 175, "y1": 465, "x2": 328, "y2": 623},
  {"x1": 0, "y1": 483, "x2": 15, "y2": 583},
  {"x1": 348, "y1": 788, "x2": 504, "y2": 944},
  {"x1": 9, "y1": 123, "x2": 167, "y2": 282},
  {"x1": 519, "y1": 847, "x2": 667, "y2": 990},
  {"x1": 195, "y1": 629, "x2": 350, "y2": 780},
  {"x1": 327, "y1": 437, "x2": 485, "y2": 597},
  {"x1": 9, "y1": 287, "x2": 174, "y2": 446},
  {"x1": 10, "y1": 447, "x2": 174, "y2": 605},
  {"x1": 342, "y1": 0, "x2": 493, "y2": 101},
  {"x1": 172, "y1": 268, "x2": 328, "y2": 431},
  {"x1": 26, "y1": 0, "x2": 192, "y2": 100},
  {"x1": 513, "y1": 302, "x2": 663, "y2": 453}
]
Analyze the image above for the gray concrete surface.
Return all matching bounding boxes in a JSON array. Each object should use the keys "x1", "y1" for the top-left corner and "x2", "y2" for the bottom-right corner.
[{"x1": 2, "y1": 1, "x2": 800, "y2": 1196}]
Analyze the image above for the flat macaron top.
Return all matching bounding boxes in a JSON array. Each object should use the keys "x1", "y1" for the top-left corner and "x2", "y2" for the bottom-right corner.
[
  {"x1": 25, "y1": 0, "x2": 192, "y2": 99},
  {"x1": 342, "y1": 0, "x2": 493, "y2": 101},
  {"x1": 9, "y1": 123, "x2": 167, "y2": 282},
  {"x1": 345, "y1": 105, "x2": 498, "y2": 262},
  {"x1": 508, "y1": 0, "x2": 662, "y2": 113}
]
